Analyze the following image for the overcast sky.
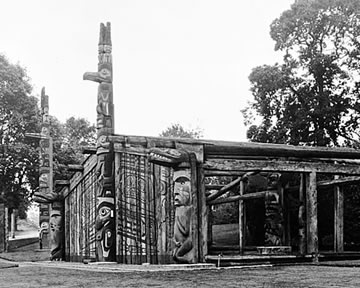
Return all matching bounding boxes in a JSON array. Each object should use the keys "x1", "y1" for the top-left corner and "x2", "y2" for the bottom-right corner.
[{"x1": 1, "y1": 0, "x2": 294, "y2": 141}]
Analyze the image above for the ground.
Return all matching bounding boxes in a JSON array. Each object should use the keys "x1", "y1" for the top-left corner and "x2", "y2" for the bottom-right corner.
[
  {"x1": 1, "y1": 221, "x2": 360, "y2": 287},
  {"x1": 1, "y1": 263, "x2": 360, "y2": 287}
]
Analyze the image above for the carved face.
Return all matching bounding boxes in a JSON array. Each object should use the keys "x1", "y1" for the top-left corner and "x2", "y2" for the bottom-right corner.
[
  {"x1": 98, "y1": 68, "x2": 111, "y2": 79},
  {"x1": 174, "y1": 176, "x2": 191, "y2": 207},
  {"x1": 50, "y1": 212, "x2": 62, "y2": 232}
]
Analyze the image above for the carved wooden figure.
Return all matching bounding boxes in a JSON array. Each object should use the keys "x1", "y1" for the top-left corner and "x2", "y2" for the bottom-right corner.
[
  {"x1": 49, "y1": 207, "x2": 63, "y2": 260},
  {"x1": 173, "y1": 169, "x2": 195, "y2": 263},
  {"x1": 149, "y1": 147, "x2": 198, "y2": 263},
  {"x1": 84, "y1": 22, "x2": 116, "y2": 262}
]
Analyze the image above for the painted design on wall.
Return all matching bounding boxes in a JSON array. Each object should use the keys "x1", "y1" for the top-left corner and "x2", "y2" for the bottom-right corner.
[
  {"x1": 172, "y1": 169, "x2": 194, "y2": 263},
  {"x1": 117, "y1": 153, "x2": 159, "y2": 264},
  {"x1": 95, "y1": 197, "x2": 115, "y2": 260},
  {"x1": 84, "y1": 22, "x2": 115, "y2": 262}
]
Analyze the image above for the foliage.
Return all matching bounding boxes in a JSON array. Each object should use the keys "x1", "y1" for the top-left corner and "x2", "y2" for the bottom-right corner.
[
  {"x1": 51, "y1": 116, "x2": 96, "y2": 180},
  {"x1": 0, "y1": 54, "x2": 41, "y2": 212},
  {"x1": 159, "y1": 123, "x2": 203, "y2": 139},
  {"x1": 243, "y1": 0, "x2": 360, "y2": 146}
]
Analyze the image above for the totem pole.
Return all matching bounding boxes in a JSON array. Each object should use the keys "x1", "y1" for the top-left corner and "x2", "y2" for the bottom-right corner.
[
  {"x1": 32, "y1": 88, "x2": 64, "y2": 260},
  {"x1": 83, "y1": 22, "x2": 116, "y2": 262}
]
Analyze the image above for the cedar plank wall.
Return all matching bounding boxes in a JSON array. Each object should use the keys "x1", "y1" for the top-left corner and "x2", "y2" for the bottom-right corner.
[{"x1": 64, "y1": 155, "x2": 97, "y2": 262}]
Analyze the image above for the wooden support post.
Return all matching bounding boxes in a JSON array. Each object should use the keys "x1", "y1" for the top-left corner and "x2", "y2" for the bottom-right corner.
[
  {"x1": 239, "y1": 180, "x2": 245, "y2": 254},
  {"x1": 198, "y1": 164, "x2": 208, "y2": 262},
  {"x1": 10, "y1": 210, "x2": 15, "y2": 239},
  {"x1": 306, "y1": 171, "x2": 318, "y2": 261},
  {"x1": 334, "y1": 176, "x2": 344, "y2": 253},
  {"x1": 298, "y1": 173, "x2": 306, "y2": 255}
]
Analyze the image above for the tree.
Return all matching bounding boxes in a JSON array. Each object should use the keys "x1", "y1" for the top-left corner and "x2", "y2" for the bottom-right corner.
[
  {"x1": 0, "y1": 54, "x2": 41, "y2": 213},
  {"x1": 242, "y1": 0, "x2": 360, "y2": 147},
  {"x1": 51, "y1": 116, "x2": 96, "y2": 180},
  {"x1": 159, "y1": 123, "x2": 203, "y2": 139}
]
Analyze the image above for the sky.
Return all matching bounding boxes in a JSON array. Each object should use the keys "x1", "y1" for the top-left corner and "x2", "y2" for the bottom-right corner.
[{"x1": 1, "y1": 0, "x2": 294, "y2": 142}]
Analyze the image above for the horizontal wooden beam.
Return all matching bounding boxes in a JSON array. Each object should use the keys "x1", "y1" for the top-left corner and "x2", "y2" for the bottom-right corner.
[
  {"x1": 203, "y1": 159, "x2": 360, "y2": 175},
  {"x1": 55, "y1": 180, "x2": 70, "y2": 186},
  {"x1": 67, "y1": 164, "x2": 84, "y2": 172},
  {"x1": 208, "y1": 190, "x2": 276, "y2": 205},
  {"x1": 207, "y1": 177, "x2": 241, "y2": 202},
  {"x1": 317, "y1": 176, "x2": 360, "y2": 187},
  {"x1": 110, "y1": 134, "x2": 360, "y2": 160}
]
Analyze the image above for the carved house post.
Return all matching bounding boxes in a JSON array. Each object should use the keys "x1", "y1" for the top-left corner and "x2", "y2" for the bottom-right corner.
[{"x1": 84, "y1": 22, "x2": 116, "y2": 262}]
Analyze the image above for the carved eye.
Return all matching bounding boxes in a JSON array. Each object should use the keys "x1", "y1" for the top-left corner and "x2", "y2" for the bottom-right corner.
[{"x1": 99, "y1": 207, "x2": 111, "y2": 217}]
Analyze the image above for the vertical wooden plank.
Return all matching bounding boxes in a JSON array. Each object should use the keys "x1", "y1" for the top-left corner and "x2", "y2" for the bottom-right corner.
[
  {"x1": 154, "y1": 164, "x2": 163, "y2": 263},
  {"x1": 144, "y1": 156, "x2": 151, "y2": 263},
  {"x1": 114, "y1": 152, "x2": 121, "y2": 262},
  {"x1": 191, "y1": 155, "x2": 199, "y2": 263},
  {"x1": 298, "y1": 173, "x2": 306, "y2": 255},
  {"x1": 148, "y1": 163, "x2": 157, "y2": 263},
  {"x1": 65, "y1": 196, "x2": 70, "y2": 260},
  {"x1": 334, "y1": 175, "x2": 344, "y2": 253},
  {"x1": 0, "y1": 204, "x2": 5, "y2": 252},
  {"x1": 239, "y1": 180, "x2": 245, "y2": 254},
  {"x1": 76, "y1": 186, "x2": 81, "y2": 260},
  {"x1": 4, "y1": 207, "x2": 8, "y2": 252},
  {"x1": 306, "y1": 171, "x2": 318, "y2": 260},
  {"x1": 207, "y1": 208, "x2": 213, "y2": 248},
  {"x1": 277, "y1": 182, "x2": 286, "y2": 245},
  {"x1": 198, "y1": 164, "x2": 208, "y2": 262}
]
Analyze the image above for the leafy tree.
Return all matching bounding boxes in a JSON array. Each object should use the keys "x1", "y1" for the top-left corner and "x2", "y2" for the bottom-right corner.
[
  {"x1": 51, "y1": 116, "x2": 96, "y2": 180},
  {"x1": 159, "y1": 123, "x2": 203, "y2": 139},
  {"x1": 243, "y1": 0, "x2": 360, "y2": 147},
  {"x1": 0, "y1": 54, "x2": 41, "y2": 213}
]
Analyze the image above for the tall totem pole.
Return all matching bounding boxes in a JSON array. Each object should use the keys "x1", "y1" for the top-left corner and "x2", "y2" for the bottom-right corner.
[
  {"x1": 38, "y1": 87, "x2": 52, "y2": 244},
  {"x1": 83, "y1": 22, "x2": 116, "y2": 262},
  {"x1": 32, "y1": 87, "x2": 64, "y2": 260}
]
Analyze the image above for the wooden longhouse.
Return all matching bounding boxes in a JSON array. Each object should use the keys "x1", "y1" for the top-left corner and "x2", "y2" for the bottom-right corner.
[{"x1": 61, "y1": 134, "x2": 360, "y2": 264}]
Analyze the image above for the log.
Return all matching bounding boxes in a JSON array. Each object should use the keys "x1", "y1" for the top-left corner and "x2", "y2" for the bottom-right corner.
[
  {"x1": 198, "y1": 164, "x2": 208, "y2": 262},
  {"x1": 239, "y1": 180, "x2": 245, "y2": 254},
  {"x1": 207, "y1": 190, "x2": 277, "y2": 205},
  {"x1": 306, "y1": 172, "x2": 318, "y2": 260},
  {"x1": 67, "y1": 165, "x2": 84, "y2": 172},
  {"x1": 298, "y1": 174, "x2": 306, "y2": 255},
  {"x1": 109, "y1": 134, "x2": 360, "y2": 160},
  {"x1": 55, "y1": 180, "x2": 70, "y2": 186},
  {"x1": 206, "y1": 177, "x2": 242, "y2": 202},
  {"x1": 334, "y1": 175, "x2": 344, "y2": 253},
  {"x1": 204, "y1": 159, "x2": 360, "y2": 175}
]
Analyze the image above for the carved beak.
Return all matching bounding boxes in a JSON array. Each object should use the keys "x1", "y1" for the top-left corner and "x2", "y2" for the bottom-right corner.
[{"x1": 83, "y1": 71, "x2": 102, "y2": 83}]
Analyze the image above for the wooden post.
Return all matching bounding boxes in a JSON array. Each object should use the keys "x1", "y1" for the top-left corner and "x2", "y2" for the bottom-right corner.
[
  {"x1": 10, "y1": 210, "x2": 15, "y2": 239},
  {"x1": 298, "y1": 173, "x2": 306, "y2": 255},
  {"x1": 306, "y1": 171, "x2": 318, "y2": 261},
  {"x1": 198, "y1": 164, "x2": 208, "y2": 262},
  {"x1": 334, "y1": 176, "x2": 344, "y2": 253},
  {"x1": 239, "y1": 180, "x2": 245, "y2": 254}
]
